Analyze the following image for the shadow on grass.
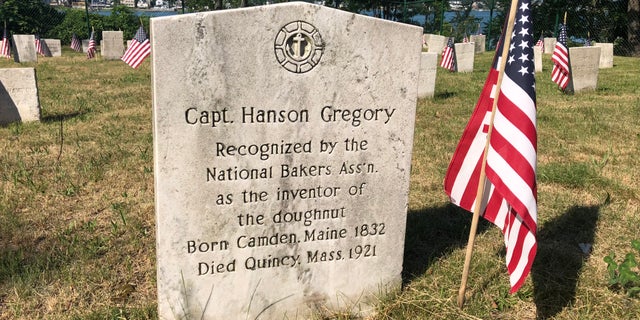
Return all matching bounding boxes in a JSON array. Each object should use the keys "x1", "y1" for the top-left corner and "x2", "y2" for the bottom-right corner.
[
  {"x1": 532, "y1": 205, "x2": 600, "y2": 319},
  {"x1": 41, "y1": 111, "x2": 85, "y2": 123},
  {"x1": 402, "y1": 203, "x2": 492, "y2": 284},
  {"x1": 433, "y1": 91, "x2": 457, "y2": 100}
]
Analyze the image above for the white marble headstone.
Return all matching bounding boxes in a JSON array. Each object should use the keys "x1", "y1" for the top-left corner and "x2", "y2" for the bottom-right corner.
[
  {"x1": 469, "y1": 34, "x2": 485, "y2": 53},
  {"x1": 544, "y1": 37, "x2": 556, "y2": 54},
  {"x1": 0, "y1": 68, "x2": 40, "y2": 125},
  {"x1": 44, "y1": 39, "x2": 62, "y2": 57},
  {"x1": 81, "y1": 39, "x2": 93, "y2": 53},
  {"x1": 533, "y1": 45, "x2": 542, "y2": 73},
  {"x1": 424, "y1": 34, "x2": 447, "y2": 53},
  {"x1": 151, "y1": 3, "x2": 422, "y2": 319},
  {"x1": 11, "y1": 35, "x2": 37, "y2": 63},
  {"x1": 418, "y1": 52, "x2": 437, "y2": 99},
  {"x1": 101, "y1": 31, "x2": 125, "y2": 60},
  {"x1": 569, "y1": 46, "x2": 601, "y2": 92},
  {"x1": 593, "y1": 42, "x2": 613, "y2": 68},
  {"x1": 454, "y1": 42, "x2": 475, "y2": 73}
]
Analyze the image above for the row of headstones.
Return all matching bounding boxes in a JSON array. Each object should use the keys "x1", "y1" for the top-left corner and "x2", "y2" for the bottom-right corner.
[
  {"x1": 418, "y1": 34, "x2": 481, "y2": 99},
  {"x1": 11, "y1": 31, "x2": 132, "y2": 63},
  {"x1": 542, "y1": 37, "x2": 614, "y2": 68},
  {"x1": 424, "y1": 34, "x2": 614, "y2": 70},
  {"x1": 420, "y1": 33, "x2": 614, "y2": 94}
]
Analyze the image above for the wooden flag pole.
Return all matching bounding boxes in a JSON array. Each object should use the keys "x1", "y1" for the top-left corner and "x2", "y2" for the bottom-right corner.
[{"x1": 457, "y1": 0, "x2": 521, "y2": 309}]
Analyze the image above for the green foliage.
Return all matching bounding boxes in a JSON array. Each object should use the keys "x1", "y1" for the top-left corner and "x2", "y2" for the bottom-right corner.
[
  {"x1": 531, "y1": 0, "x2": 628, "y2": 45},
  {"x1": 103, "y1": 5, "x2": 142, "y2": 40},
  {"x1": 49, "y1": 6, "x2": 147, "y2": 45},
  {"x1": 50, "y1": 9, "x2": 97, "y2": 44},
  {"x1": 604, "y1": 240, "x2": 640, "y2": 298},
  {"x1": 0, "y1": 0, "x2": 65, "y2": 36}
]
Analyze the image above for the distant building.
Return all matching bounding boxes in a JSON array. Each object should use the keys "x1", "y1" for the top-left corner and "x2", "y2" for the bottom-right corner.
[{"x1": 121, "y1": 0, "x2": 135, "y2": 7}]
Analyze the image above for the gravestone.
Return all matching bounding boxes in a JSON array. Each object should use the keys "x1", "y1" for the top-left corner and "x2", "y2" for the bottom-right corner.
[
  {"x1": 593, "y1": 42, "x2": 613, "y2": 68},
  {"x1": 533, "y1": 45, "x2": 542, "y2": 72},
  {"x1": 424, "y1": 34, "x2": 447, "y2": 53},
  {"x1": 0, "y1": 68, "x2": 40, "y2": 125},
  {"x1": 44, "y1": 39, "x2": 61, "y2": 57},
  {"x1": 101, "y1": 31, "x2": 125, "y2": 59},
  {"x1": 151, "y1": 3, "x2": 422, "y2": 319},
  {"x1": 82, "y1": 39, "x2": 90, "y2": 53},
  {"x1": 569, "y1": 46, "x2": 600, "y2": 92},
  {"x1": 418, "y1": 52, "x2": 437, "y2": 99},
  {"x1": 469, "y1": 34, "x2": 485, "y2": 53},
  {"x1": 543, "y1": 37, "x2": 556, "y2": 54},
  {"x1": 453, "y1": 43, "x2": 475, "y2": 72},
  {"x1": 11, "y1": 35, "x2": 37, "y2": 63}
]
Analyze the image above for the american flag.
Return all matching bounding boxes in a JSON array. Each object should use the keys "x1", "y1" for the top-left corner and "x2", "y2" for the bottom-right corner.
[
  {"x1": 463, "y1": 33, "x2": 469, "y2": 43},
  {"x1": 71, "y1": 33, "x2": 82, "y2": 52},
  {"x1": 121, "y1": 25, "x2": 151, "y2": 69},
  {"x1": 535, "y1": 34, "x2": 544, "y2": 52},
  {"x1": 551, "y1": 24, "x2": 570, "y2": 90},
  {"x1": 35, "y1": 34, "x2": 51, "y2": 57},
  {"x1": 440, "y1": 37, "x2": 456, "y2": 72},
  {"x1": 87, "y1": 30, "x2": 96, "y2": 59},
  {"x1": 444, "y1": 0, "x2": 537, "y2": 294},
  {"x1": 0, "y1": 28, "x2": 10, "y2": 59}
]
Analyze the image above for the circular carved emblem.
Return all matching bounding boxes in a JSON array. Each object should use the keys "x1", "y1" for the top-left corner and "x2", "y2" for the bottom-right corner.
[{"x1": 274, "y1": 21, "x2": 324, "y2": 73}]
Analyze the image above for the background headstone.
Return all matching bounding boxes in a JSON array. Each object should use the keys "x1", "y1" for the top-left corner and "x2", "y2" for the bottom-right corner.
[
  {"x1": 418, "y1": 52, "x2": 437, "y2": 99},
  {"x1": 569, "y1": 46, "x2": 601, "y2": 92},
  {"x1": 152, "y1": 3, "x2": 422, "y2": 319},
  {"x1": 469, "y1": 34, "x2": 485, "y2": 53},
  {"x1": 593, "y1": 42, "x2": 614, "y2": 68},
  {"x1": 0, "y1": 68, "x2": 40, "y2": 125},
  {"x1": 454, "y1": 43, "x2": 475, "y2": 72},
  {"x1": 82, "y1": 39, "x2": 90, "y2": 53},
  {"x1": 424, "y1": 34, "x2": 447, "y2": 53},
  {"x1": 44, "y1": 39, "x2": 62, "y2": 57},
  {"x1": 543, "y1": 37, "x2": 556, "y2": 54},
  {"x1": 533, "y1": 45, "x2": 542, "y2": 72},
  {"x1": 101, "y1": 31, "x2": 124, "y2": 60},
  {"x1": 11, "y1": 35, "x2": 37, "y2": 63}
]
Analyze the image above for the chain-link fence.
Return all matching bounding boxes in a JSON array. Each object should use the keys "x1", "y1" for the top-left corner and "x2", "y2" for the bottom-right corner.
[{"x1": 1, "y1": 0, "x2": 639, "y2": 56}]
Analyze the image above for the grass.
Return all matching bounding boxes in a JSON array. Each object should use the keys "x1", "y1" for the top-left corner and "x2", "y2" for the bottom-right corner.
[{"x1": 1, "y1": 47, "x2": 639, "y2": 319}]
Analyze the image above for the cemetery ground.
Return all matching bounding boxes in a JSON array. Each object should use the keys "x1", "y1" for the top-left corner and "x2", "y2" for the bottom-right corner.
[{"x1": 0, "y1": 49, "x2": 639, "y2": 319}]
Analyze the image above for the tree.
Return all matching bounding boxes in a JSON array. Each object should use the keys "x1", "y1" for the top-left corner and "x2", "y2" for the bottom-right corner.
[
  {"x1": 0, "y1": 0, "x2": 65, "y2": 36},
  {"x1": 630, "y1": 0, "x2": 640, "y2": 56},
  {"x1": 103, "y1": 5, "x2": 141, "y2": 39}
]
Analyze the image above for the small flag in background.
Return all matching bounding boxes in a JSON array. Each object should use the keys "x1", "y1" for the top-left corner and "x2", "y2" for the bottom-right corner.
[
  {"x1": 444, "y1": 0, "x2": 537, "y2": 294},
  {"x1": 121, "y1": 25, "x2": 151, "y2": 69},
  {"x1": 71, "y1": 33, "x2": 82, "y2": 52},
  {"x1": 35, "y1": 34, "x2": 51, "y2": 57},
  {"x1": 536, "y1": 34, "x2": 544, "y2": 52},
  {"x1": 551, "y1": 23, "x2": 571, "y2": 90},
  {"x1": 35, "y1": 34, "x2": 44, "y2": 56},
  {"x1": 440, "y1": 37, "x2": 456, "y2": 72},
  {"x1": 584, "y1": 32, "x2": 592, "y2": 47},
  {"x1": 87, "y1": 30, "x2": 96, "y2": 59},
  {"x1": 463, "y1": 33, "x2": 469, "y2": 43},
  {"x1": 1, "y1": 28, "x2": 10, "y2": 59}
]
